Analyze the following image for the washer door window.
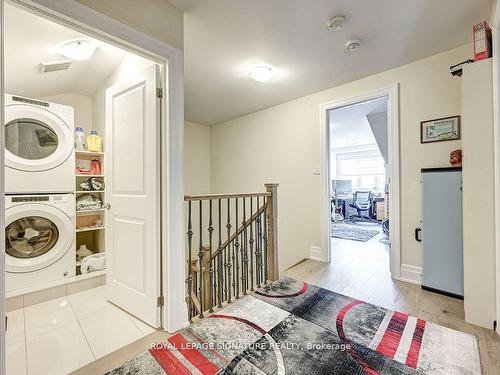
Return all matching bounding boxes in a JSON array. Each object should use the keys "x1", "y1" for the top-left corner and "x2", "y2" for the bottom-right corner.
[
  {"x1": 6, "y1": 119, "x2": 59, "y2": 160},
  {"x1": 5, "y1": 105, "x2": 72, "y2": 172},
  {"x1": 6, "y1": 216, "x2": 59, "y2": 259},
  {"x1": 5, "y1": 204, "x2": 74, "y2": 273}
]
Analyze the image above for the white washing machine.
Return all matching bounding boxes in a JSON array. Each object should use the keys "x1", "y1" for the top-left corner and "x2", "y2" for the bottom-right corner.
[
  {"x1": 5, "y1": 194, "x2": 76, "y2": 292},
  {"x1": 5, "y1": 94, "x2": 75, "y2": 194}
]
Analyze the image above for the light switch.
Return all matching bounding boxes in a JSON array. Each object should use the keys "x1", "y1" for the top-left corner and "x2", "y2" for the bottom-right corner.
[{"x1": 312, "y1": 165, "x2": 321, "y2": 176}]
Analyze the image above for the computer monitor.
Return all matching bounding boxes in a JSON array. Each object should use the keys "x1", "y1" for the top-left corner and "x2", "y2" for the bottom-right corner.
[{"x1": 332, "y1": 179, "x2": 352, "y2": 194}]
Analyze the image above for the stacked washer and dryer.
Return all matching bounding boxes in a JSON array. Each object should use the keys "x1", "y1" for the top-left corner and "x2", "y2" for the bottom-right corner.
[{"x1": 5, "y1": 94, "x2": 76, "y2": 292}]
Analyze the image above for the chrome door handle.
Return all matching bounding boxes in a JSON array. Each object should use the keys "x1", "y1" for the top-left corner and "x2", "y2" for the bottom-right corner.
[{"x1": 104, "y1": 203, "x2": 111, "y2": 210}]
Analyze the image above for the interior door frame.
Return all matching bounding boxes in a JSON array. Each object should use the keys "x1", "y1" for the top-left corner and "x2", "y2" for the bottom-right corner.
[
  {"x1": 0, "y1": 2, "x2": 188, "y2": 371},
  {"x1": 491, "y1": 0, "x2": 500, "y2": 336},
  {"x1": 319, "y1": 84, "x2": 401, "y2": 279}
]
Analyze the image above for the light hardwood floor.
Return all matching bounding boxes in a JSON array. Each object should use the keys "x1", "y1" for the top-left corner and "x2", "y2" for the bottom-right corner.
[
  {"x1": 74, "y1": 224, "x2": 500, "y2": 374},
  {"x1": 71, "y1": 330, "x2": 171, "y2": 375},
  {"x1": 284, "y1": 224, "x2": 500, "y2": 375}
]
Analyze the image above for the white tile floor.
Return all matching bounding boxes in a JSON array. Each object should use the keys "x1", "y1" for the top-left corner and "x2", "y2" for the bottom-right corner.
[{"x1": 5, "y1": 286, "x2": 156, "y2": 375}]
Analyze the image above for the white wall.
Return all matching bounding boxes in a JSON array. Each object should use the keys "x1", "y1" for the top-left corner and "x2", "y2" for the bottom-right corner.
[
  {"x1": 185, "y1": 121, "x2": 212, "y2": 194},
  {"x1": 38, "y1": 93, "x2": 93, "y2": 134},
  {"x1": 462, "y1": 59, "x2": 496, "y2": 329},
  {"x1": 366, "y1": 112, "x2": 388, "y2": 164},
  {"x1": 211, "y1": 45, "x2": 468, "y2": 272},
  {"x1": 75, "y1": 0, "x2": 183, "y2": 50}
]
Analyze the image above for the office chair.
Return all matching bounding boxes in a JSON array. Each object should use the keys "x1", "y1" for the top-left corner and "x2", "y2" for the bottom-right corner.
[{"x1": 348, "y1": 191, "x2": 373, "y2": 222}]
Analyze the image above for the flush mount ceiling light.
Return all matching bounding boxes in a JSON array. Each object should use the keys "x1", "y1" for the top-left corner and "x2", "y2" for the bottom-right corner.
[
  {"x1": 248, "y1": 64, "x2": 276, "y2": 82},
  {"x1": 327, "y1": 16, "x2": 346, "y2": 31},
  {"x1": 345, "y1": 38, "x2": 362, "y2": 52},
  {"x1": 58, "y1": 40, "x2": 97, "y2": 61}
]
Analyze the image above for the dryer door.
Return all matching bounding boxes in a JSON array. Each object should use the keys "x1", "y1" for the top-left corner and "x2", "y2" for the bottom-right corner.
[
  {"x1": 5, "y1": 203, "x2": 74, "y2": 273},
  {"x1": 5, "y1": 104, "x2": 73, "y2": 172}
]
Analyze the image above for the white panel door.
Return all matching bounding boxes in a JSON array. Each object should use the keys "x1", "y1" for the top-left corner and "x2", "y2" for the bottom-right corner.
[{"x1": 105, "y1": 65, "x2": 161, "y2": 327}]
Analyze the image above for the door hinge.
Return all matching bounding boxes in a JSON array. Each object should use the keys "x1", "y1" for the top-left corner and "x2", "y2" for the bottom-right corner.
[
  {"x1": 156, "y1": 88, "x2": 163, "y2": 99},
  {"x1": 157, "y1": 295, "x2": 164, "y2": 307}
]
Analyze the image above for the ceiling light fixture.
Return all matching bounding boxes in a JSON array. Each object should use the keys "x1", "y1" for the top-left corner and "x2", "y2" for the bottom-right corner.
[
  {"x1": 248, "y1": 64, "x2": 275, "y2": 82},
  {"x1": 58, "y1": 40, "x2": 97, "y2": 61},
  {"x1": 345, "y1": 38, "x2": 362, "y2": 52},
  {"x1": 327, "y1": 16, "x2": 346, "y2": 31}
]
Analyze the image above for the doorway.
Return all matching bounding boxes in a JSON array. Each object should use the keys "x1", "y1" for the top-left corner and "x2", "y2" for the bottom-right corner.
[
  {"x1": 1, "y1": 1, "x2": 185, "y2": 374},
  {"x1": 320, "y1": 85, "x2": 401, "y2": 278},
  {"x1": 328, "y1": 97, "x2": 390, "y2": 278}
]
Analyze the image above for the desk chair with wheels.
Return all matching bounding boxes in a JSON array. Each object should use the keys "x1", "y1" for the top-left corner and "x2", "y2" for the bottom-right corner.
[{"x1": 349, "y1": 191, "x2": 373, "y2": 222}]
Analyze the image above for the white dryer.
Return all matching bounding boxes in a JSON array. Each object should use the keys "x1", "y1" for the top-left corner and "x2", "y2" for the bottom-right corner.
[
  {"x1": 5, "y1": 94, "x2": 74, "y2": 194},
  {"x1": 5, "y1": 194, "x2": 76, "y2": 292}
]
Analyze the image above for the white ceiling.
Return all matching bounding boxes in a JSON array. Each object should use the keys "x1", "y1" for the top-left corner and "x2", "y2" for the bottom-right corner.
[
  {"x1": 329, "y1": 97, "x2": 387, "y2": 149},
  {"x1": 183, "y1": 0, "x2": 492, "y2": 125},
  {"x1": 5, "y1": 3, "x2": 128, "y2": 98},
  {"x1": 167, "y1": 0, "x2": 193, "y2": 12}
]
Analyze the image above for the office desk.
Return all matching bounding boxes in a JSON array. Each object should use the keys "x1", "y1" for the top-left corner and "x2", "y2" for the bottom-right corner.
[{"x1": 331, "y1": 194, "x2": 385, "y2": 221}]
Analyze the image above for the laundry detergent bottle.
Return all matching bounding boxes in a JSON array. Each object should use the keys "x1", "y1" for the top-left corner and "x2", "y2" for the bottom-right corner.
[
  {"x1": 87, "y1": 130, "x2": 102, "y2": 152},
  {"x1": 74, "y1": 127, "x2": 86, "y2": 151}
]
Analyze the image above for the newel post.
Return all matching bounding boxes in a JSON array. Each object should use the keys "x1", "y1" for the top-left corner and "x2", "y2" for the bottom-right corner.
[{"x1": 265, "y1": 183, "x2": 279, "y2": 281}]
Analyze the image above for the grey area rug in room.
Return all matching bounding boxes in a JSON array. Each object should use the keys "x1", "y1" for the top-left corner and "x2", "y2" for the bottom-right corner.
[
  {"x1": 105, "y1": 277, "x2": 481, "y2": 375},
  {"x1": 331, "y1": 224, "x2": 379, "y2": 242}
]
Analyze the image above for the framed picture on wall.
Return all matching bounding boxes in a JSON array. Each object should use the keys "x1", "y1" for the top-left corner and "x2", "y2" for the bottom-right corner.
[{"x1": 420, "y1": 115, "x2": 461, "y2": 143}]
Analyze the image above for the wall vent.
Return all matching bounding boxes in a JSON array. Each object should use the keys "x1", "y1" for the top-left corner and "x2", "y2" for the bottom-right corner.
[
  {"x1": 12, "y1": 96, "x2": 49, "y2": 107},
  {"x1": 39, "y1": 60, "x2": 72, "y2": 73}
]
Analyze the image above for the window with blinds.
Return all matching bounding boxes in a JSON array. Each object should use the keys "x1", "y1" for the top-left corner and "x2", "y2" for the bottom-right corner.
[{"x1": 336, "y1": 150, "x2": 386, "y2": 192}]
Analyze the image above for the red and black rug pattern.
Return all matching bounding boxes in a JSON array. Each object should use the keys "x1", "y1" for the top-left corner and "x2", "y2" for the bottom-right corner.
[{"x1": 106, "y1": 278, "x2": 481, "y2": 375}]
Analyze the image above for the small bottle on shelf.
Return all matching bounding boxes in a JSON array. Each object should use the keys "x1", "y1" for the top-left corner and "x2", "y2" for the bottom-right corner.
[{"x1": 74, "y1": 127, "x2": 87, "y2": 151}]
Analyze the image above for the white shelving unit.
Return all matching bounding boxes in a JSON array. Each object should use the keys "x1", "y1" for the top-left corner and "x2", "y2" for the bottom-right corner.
[
  {"x1": 76, "y1": 208, "x2": 106, "y2": 215},
  {"x1": 76, "y1": 227, "x2": 106, "y2": 233},
  {"x1": 75, "y1": 150, "x2": 104, "y2": 157},
  {"x1": 75, "y1": 149, "x2": 106, "y2": 275}
]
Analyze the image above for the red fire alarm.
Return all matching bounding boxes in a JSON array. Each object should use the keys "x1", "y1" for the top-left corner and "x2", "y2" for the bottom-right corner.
[{"x1": 473, "y1": 21, "x2": 492, "y2": 61}]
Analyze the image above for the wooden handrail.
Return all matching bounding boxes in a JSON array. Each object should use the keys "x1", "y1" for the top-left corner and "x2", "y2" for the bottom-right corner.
[{"x1": 185, "y1": 192, "x2": 271, "y2": 201}]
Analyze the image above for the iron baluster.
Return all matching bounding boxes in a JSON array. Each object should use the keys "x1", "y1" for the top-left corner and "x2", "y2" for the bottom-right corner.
[
  {"x1": 263, "y1": 196, "x2": 269, "y2": 285},
  {"x1": 234, "y1": 198, "x2": 240, "y2": 299},
  {"x1": 186, "y1": 201, "x2": 193, "y2": 322},
  {"x1": 208, "y1": 200, "x2": 214, "y2": 312},
  {"x1": 242, "y1": 197, "x2": 248, "y2": 295},
  {"x1": 198, "y1": 201, "x2": 204, "y2": 318},
  {"x1": 217, "y1": 199, "x2": 223, "y2": 308},
  {"x1": 226, "y1": 199, "x2": 232, "y2": 303},
  {"x1": 249, "y1": 197, "x2": 255, "y2": 291},
  {"x1": 256, "y1": 197, "x2": 262, "y2": 288}
]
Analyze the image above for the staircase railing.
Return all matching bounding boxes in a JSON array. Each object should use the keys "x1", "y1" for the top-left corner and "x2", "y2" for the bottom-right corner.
[{"x1": 184, "y1": 184, "x2": 279, "y2": 321}]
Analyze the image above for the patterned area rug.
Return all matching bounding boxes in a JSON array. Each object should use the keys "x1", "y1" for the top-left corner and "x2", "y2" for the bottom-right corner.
[
  {"x1": 106, "y1": 278, "x2": 481, "y2": 374},
  {"x1": 331, "y1": 224, "x2": 379, "y2": 242}
]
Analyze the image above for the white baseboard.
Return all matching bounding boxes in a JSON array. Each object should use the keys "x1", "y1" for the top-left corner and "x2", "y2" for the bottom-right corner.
[
  {"x1": 310, "y1": 246, "x2": 328, "y2": 262},
  {"x1": 398, "y1": 264, "x2": 422, "y2": 285}
]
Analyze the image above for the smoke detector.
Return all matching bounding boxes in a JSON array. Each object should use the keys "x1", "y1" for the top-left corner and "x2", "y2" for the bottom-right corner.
[
  {"x1": 327, "y1": 16, "x2": 346, "y2": 31},
  {"x1": 39, "y1": 60, "x2": 72, "y2": 73},
  {"x1": 345, "y1": 38, "x2": 362, "y2": 52}
]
